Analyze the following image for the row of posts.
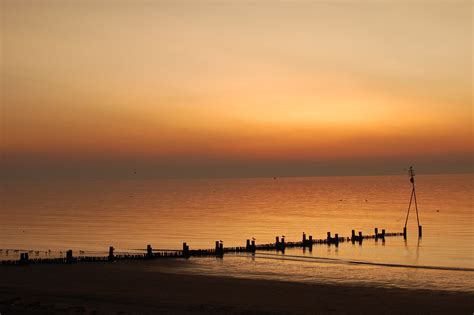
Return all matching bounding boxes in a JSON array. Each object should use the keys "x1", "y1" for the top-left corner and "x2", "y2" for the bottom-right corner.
[{"x1": 16, "y1": 227, "x2": 418, "y2": 263}]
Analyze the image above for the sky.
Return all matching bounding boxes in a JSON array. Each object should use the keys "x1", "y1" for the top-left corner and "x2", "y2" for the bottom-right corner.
[{"x1": 1, "y1": 0, "x2": 472, "y2": 179}]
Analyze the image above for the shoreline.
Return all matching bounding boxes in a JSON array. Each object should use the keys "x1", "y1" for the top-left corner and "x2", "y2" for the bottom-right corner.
[{"x1": 1, "y1": 260, "x2": 473, "y2": 314}]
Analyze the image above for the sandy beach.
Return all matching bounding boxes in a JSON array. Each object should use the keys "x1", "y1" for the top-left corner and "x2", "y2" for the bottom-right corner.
[{"x1": 0, "y1": 260, "x2": 472, "y2": 314}]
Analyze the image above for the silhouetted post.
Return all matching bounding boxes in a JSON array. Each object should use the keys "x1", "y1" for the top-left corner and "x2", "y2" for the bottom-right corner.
[
  {"x1": 246, "y1": 239, "x2": 250, "y2": 251},
  {"x1": 403, "y1": 227, "x2": 407, "y2": 240},
  {"x1": 418, "y1": 225, "x2": 423, "y2": 238},
  {"x1": 251, "y1": 240, "x2": 256, "y2": 252},
  {"x1": 358, "y1": 231, "x2": 363, "y2": 244},
  {"x1": 281, "y1": 236, "x2": 285, "y2": 247},
  {"x1": 351, "y1": 230, "x2": 355, "y2": 243},
  {"x1": 108, "y1": 246, "x2": 115, "y2": 262},
  {"x1": 215, "y1": 241, "x2": 223, "y2": 257},
  {"x1": 20, "y1": 253, "x2": 29, "y2": 264},
  {"x1": 147, "y1": 245, "x2": 153, "y2": 258},
  {"x1": 302, "y1": 232, "x2": 306, "y2": 243},
  {"x1": 327, "y1": 232, "x2": 331, "y2": 243},
  {"x1": 382, "y1": 229, "x2": 386, "y2": 238},
  {"x1": 183, "y1": 242, "x2": 190, "y2": 258},
  {"x1": 335, "y1": 233, "x2": 339, "y2": 246},
  {"x1": 66, "y1": 250, "x2": 73, "y2": 263},
  {"x1": 308, "y1": 235, "x2": 312, "y2": 243},
  {"x1": 276, "y1": 236, "x2": 280, "y2": 247}
]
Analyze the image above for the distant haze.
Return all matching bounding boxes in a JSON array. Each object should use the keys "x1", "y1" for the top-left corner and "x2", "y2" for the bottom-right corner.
[{"x1": 1, "y1": 1, "x2": 472, "y2": 179}]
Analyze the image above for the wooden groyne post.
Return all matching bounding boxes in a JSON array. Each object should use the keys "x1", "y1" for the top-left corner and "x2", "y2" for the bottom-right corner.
[
  {"x1": 327, "y1": 232, "x2": 339, "y2": 246},
  {"x1": 66, "y1": 250, "x2": 73, "y2": 263},
  {"x1": 146, "y1": 245, "x2": 153, "y2": 258},
  {"x1": 375, "y1": 228, "x2": 385, "y2": 241},
  {"x1": 215, "y1": 241, "x2": 224, "y2": 257},
  {"x1": 246, "y1": 239, "x2": 256, "y2": 253},
  {"x1": 351, "y1": 230, "x2": 363, "y2": 244},
  {"x1": 302, "y1": 232, "x2": 313, "y2": 247},
  {"x1": 276, "y1": 236, "x2": 285, "y2": 251},
  {"x1": 108, "y1": 246, "x2": 115, "y2": 261},
  {"x1": 183, "y1": 242, "x2": 190, "y2": 258},
  {"x1": 19, "y1": 253, "x2": 29, "y2": 264}
]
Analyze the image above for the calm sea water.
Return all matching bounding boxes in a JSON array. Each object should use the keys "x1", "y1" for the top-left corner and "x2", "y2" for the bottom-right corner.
[{"x1": 1, "y1": 174, "x2": 473, "y2": 291}]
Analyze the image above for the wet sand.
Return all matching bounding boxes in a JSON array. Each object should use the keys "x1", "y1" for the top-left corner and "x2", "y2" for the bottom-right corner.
[{"x1": 0, "y1": 260, "x2": 473, "y2": 314}]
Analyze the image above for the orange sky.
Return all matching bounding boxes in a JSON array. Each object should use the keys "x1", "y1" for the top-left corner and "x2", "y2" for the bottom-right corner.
[{"x1": 1, "y1": 1, "x2": 472, "y2": 178}]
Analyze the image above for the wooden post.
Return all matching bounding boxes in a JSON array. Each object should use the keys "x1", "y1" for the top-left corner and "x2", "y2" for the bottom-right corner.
[
  {"x1": 183, "y1": 242, "x2": 190, "y2": 258},
  {"x1": 308, "y1": 235, "x2": 312, "y2": 243},
  {"x1": 20, "y1": 253, "x2": 29, "y2": 264},
  {"x1": 108, "y1": 246, "x2": 115, "y2": 262},
  {"x1": 276, "y1": 236, "x2": 280, "y2": 246},
  {"x1": 335, "y1": 233, "x2": 339, "y2": 246},
  {"x1": 66, "y1": 250, "x2": 73, "y2": 263},
  {"x1": 358, "y1": 231, "x2": 363, "y2": 244},
  {"x1": 403, "y1": 227, "x2": 407, "y2": 240},
  {"x1": 215, "y1": 241, "x2": 219, "y2": 252},
  {"x1": 251, "y1": 240, "x2": 256, "y2": 251},
  {"x1": 246, "y1": 239, "x2": 250, "y2": 251},
  {"x1": 302, "y1": 232, "x2": 306, "y2": 243},
  {"x1": 147, "y1": 245, "x2": 153, "y2": 258},
  {"x1": 327, "y1": 232, "x2": 331, "y2": 243},
  {"x1": 418, "y1": 225, "x2": 422, "y2": 238}
]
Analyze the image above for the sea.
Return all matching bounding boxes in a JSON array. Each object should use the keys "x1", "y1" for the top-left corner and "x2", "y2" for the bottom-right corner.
[{"x1": 1, "y1": 174, "x2": 473, "y2": 292}]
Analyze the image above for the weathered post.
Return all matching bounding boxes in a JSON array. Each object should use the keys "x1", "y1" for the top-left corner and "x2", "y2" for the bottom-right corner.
[
  {"x1": 66, "y1": 250, "x2": 73, "y2": 263},
  {"x1": 108, "y1": 246, "x2": 115, "y2": 262},
  {"x1": 183, "y1": 242, "x2": 190, "y2": 258},
  {"x1": 216, "y1": 241, "x2": 224, "y2": 257},
  {"x1": 20, "y1": 252, "x2": 29, "y2": 264}
]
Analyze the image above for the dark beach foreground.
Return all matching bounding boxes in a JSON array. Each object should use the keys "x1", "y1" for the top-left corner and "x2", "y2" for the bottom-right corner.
[{"x1": 0, "y1": 260, "x2": 472, "y2": 314}]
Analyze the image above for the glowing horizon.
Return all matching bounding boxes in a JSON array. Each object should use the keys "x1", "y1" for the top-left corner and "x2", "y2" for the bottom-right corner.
[{"x1": 1, "y1": 1, "x2": 472, "y2": 178}]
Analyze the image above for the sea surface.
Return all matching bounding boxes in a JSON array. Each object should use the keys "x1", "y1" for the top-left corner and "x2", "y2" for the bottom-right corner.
[{"x1": 1, "y1": 174, "x2": 473, "y2": 292}]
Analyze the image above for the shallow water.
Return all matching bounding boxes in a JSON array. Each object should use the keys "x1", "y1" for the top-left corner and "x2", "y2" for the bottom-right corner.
[{"x1": 1, "y1": 174, "x2": 473, "y2": 291}]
